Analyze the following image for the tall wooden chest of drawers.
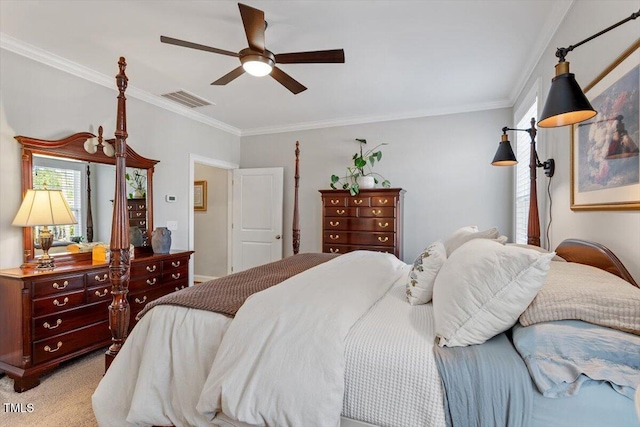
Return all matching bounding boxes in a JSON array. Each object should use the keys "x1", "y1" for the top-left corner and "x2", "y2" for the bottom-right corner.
[
  {"x1": 128, "y1": 198, "x2": 150, "y2": 247},
  {"x1": 0, "y1": 250, "x2": 192, "y2": 392},
  {"x1": 319, "y1": 188, "x2": 405, "y2": 258}
]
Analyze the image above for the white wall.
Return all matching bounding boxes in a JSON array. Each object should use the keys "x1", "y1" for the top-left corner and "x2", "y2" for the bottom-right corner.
[
  {"x1": 194, "y1": 163, "x2": 228, "y2": 278},
  {"x1": 515, "y1": 0, "x2": 640, "y2": 283},
  {"x1": 0, "y1": 50, "x2": 240, "y2": 269},
  {"x1": 241, "y1": 108, "x2": 513, "y2": 263}
]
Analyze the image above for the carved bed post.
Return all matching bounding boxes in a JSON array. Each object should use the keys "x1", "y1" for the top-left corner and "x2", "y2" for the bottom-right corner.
[
  {"x1": 105, "y1": 57, "x2": 131, "y2": 370},
  {"x1": 293, "y1": 141, "x2": 300, "y2": 255},
  {"x1": 86, "y1": 164, "x2": 93, "y2": 243},
  {"x1": 527, "y1": 117, "x2": 541, "y2": 247}
]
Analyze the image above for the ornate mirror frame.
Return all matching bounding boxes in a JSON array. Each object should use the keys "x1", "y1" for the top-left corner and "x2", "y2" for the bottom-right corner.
[{"x1": 15, "y1": 132, "x2": 159, "y2": 265}]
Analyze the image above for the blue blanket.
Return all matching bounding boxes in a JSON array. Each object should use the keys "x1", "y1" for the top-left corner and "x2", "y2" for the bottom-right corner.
[{"x1": 433, "y1": 333, "x2": 533, "y2": 427}]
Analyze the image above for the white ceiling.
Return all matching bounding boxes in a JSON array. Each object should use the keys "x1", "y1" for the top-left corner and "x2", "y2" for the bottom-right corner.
[{"x1": 0, "y1": 0, "x2": 573, "y2": 135}]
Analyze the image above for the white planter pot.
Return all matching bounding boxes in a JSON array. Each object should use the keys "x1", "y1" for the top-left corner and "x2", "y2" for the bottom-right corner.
[{"x1": 357, "y1": 175, "x2": 375, "y2": 189}]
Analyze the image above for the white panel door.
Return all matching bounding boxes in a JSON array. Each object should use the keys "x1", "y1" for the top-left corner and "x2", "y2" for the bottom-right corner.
[{"x1": 232, "y1": 167, "x2": 284, "y2": 272}]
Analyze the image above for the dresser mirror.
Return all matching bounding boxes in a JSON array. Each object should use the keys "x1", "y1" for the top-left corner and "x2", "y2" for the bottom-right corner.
[{"x1": 16, "y1": 131, "x2": 158, "y2": 265}]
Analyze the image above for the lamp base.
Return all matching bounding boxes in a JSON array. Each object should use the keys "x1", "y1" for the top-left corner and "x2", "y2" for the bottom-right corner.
[
  {"x1": 36, "y1": 257, "x2": 55, "y2": 271},
  {"x1": 37, "y1": 226, "x2": 55, "y2": 270}
]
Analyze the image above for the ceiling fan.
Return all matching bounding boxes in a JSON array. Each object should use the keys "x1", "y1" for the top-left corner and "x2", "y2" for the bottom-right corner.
[{"x1": 160, "y1": 3, "x2": 345, "y2": 94}]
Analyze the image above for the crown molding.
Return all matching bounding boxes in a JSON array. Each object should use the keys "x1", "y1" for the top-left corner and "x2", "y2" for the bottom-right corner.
[
  {"x1": 0, "y1": 33, "x2": 241, "y2": 136},
  {"x1": 240, "y1": 99, "x2": 512, "y2": 137}
]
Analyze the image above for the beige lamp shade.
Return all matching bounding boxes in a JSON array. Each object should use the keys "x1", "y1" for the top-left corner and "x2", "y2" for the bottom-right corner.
[{"x1": 12, "y1": 189, "x2": 77, "y2": 227}]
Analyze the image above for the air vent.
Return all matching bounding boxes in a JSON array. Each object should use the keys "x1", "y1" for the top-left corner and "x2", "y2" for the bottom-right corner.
[{"x1": 160, "y1": 90, "x2": 213, "y2": 108}]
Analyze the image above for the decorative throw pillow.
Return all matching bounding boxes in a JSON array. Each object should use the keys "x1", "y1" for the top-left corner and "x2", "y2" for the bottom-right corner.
[
  {"x1": 520, "y1": 262, "x2": 640, "y2": 335},
  {"x1": 506, "y1": 243, "x2": 567, "y2": 262},
  {"x1": 433, "y1": 239, "x2": 555, "y2": 347},
  {"x1": 406, "y1": 241, "x2": 447, "y2": 305},
  {"x1": 443, "y1": 225, "x2": 504, "y2": 256}
]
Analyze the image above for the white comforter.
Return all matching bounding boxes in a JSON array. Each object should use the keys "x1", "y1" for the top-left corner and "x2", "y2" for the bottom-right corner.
[
  {"x1": 197, "y1": 251, "x2": 406, "y2": 426},
  {"x1": 93, "y1": 251, "x2": 446, "y2": 427}
]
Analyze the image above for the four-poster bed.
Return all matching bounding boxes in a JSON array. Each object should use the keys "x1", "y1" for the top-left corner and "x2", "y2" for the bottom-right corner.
[{"x1": 93, "y1": 56, "x2": 640, "y2": 427}]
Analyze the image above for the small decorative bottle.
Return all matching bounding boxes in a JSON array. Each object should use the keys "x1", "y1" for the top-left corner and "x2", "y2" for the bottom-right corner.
[{"x1": 151, "y1": 227, "x2": 172, "y2": 254}]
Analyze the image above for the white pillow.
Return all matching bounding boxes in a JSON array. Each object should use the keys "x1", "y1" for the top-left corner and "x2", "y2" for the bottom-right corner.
[
  {"x1": 406, "y1": 241, "x2": 447, "y2": 305},
  {"x1": 443, "y1": 226, "x2": 504, "y2": 256},
  {"x1": 433, "y1": 239, "x2": 555, "y2": 347}
]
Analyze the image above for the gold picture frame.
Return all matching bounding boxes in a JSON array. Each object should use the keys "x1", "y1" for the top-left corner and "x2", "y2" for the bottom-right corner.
[
  {"x1": 194, "y1": 180, "x2": 207, "y2": 211},
  {"x1": 570, "y1": 38, "x2": 640, "y2": 211}
]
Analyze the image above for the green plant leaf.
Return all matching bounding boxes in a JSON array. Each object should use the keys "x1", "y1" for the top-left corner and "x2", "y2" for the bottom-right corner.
[
  {"x1": 355, "y1": 138, "x2": 367, "y2": 144},
  {"x1": 352, "y1": 153, "x2": 358, "y2": 160},
  {"x1": 330, "y1": 183, "x2": 336, "y2": 189},
  {"x1": 374, "y1": 177, "x2": 379, "y2": 184},
  {"x1": 354, "y1": 157, "x2": 367, "y2": 168},
  {"x1": 376, "y1": 151, "x2": 382, "y2": 161},
  {"x1": 342, "y1": 183, "x2": 349, "y2": 190},
  {"x1": 369, "y1": 155, "x2": 375, "y2": 166},
  {"x1": 382, "y1": 180, "x2": 391, "y2": 188},
  {"x1": 331, "y1": 174, "x2": 339, "y2": 183},
  {"x1": 125, "y1": 173, "x2": 130, "y2": 181}
]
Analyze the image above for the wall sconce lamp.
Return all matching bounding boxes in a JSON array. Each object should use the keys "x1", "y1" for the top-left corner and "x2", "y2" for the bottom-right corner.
[
  {"x1": 492, "y1": 118, "x2": 554, "y2": 247},
  {"x1": 12, "y1": 189, "x2": 77, "y2": 270},
  {"x1": 538, "y1": 9, "x2": 640, "y2": 128},
  {"x1": 84, "y1": 125, "x2": 115, "y2": 157}
]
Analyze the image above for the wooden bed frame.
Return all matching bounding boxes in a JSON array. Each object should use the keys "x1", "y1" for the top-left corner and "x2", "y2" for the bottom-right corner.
[{"x1": 104, "y1": 57, "x2": 638, "y2": 369}]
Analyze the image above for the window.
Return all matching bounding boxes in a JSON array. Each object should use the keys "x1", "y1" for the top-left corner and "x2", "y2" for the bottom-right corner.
[
  {"x1": 514, "y1": 99, "x2": 537, "y2": 244},
  {"x1": 32, "y1": 156, "x2": 86, "y2": 244}
]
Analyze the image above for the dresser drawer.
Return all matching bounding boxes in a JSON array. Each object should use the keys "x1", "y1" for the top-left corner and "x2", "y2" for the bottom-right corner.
[
  {"x1": 324, "y1": 207, "x2": 357, "y2": 217},
  {"x1": 86, "y1": 285, "x2": 112, "y2": 304},
  {"x1": 32, "y1": 274, "x2": 84, "y2": 298},
  {"x1": 131, "y1": 260, "x2": 162, "y2": 277},
  {"x1": 129, "y1": 210, "x2": 146, "y2": 220},
  {"x1": 131, "y1": 285, "x2": 178, "y2": 322},
  {"x1": 33, "y1": 301, "x2": 109, "y2": 341},
  {"x1": 32, "y1": 320, "x2": 111, "y2": 365},
  {"x1": 86, "y1": 269, "x2": 110, "y2": 288},
  {"x1": 163, "y1": 257, "x2": 189, "y2": 272},
  {"x1": 129, "y1": 219, "x2": 147, "y2": 228},
  {"x1": 128, "y1": 272, "x2": 163, "y2": 293},
  {"x1": 324, "y1": 231, "x2": 395, "y2": 247},
  {"x1": 324, "y1": 217, "x2": 395, "y2": 232},
  {"x1": 162, "y1": 266, "x2": 188, "y2": 283},
  {"x1": 358, "y1": 207, "x2": 395, "y2": 218},
  {"x1": 323, "y1": 244, "x2": 395, "y2": 255},
  {"x1": 127, "y1": 200, "x2": 147, "y2": 211},
  {"x1": 323, "y1": 196, "x2": 346, "y2": 207},
  {"x1": 346, "y1": 196, "x2": 370, "y2": 207},
  {"x1": 33, "y1": 290, "x2": 85, "y2": 317},
  {"x1": 371, "y1": 195, "x2": 396, "y2": 207}
]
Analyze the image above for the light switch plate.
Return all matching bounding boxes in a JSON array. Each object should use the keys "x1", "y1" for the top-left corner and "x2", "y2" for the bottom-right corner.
[{"x1": 166, "y1": 221, "x2": 178, "y2": 231}]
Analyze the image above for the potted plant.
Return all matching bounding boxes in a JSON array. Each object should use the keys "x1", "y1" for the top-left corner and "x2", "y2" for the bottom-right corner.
[
  {"x1": 126, "y1": 169, "x2": 146, "y2": 199},
  {"x1": 330, "y1": 138, "x2": 391, "y2": 195}
]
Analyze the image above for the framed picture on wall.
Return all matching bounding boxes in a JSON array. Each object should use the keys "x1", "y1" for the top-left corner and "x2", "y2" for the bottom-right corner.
[
  {"x1": 570, "y1": 39, "x2": 640, "y2": 211},
  {"x1": 194, "y1": 180, "x2": 207, "y2": 211}
]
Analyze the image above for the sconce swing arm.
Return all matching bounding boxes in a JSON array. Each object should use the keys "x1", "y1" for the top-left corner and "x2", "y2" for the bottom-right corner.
[{"x1": 501, "y1": 120, "x2": 555, "y2": 177}]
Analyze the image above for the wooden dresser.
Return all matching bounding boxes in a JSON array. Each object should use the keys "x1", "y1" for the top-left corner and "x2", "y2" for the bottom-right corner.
[
  {"x1": 0, "y1": 250, "x2": 192, "y2": 392},
  {"x1": 319, "y1": 188, "x2": 405, "y2": 258},
  {"x1": 128, "y1": 198, "x2": 150, "y2": 247}
]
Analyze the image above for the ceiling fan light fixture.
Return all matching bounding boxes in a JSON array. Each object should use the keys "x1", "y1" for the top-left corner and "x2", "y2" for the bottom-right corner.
[{"x1": 241, "y1": 54, "x2": 274, "y2": 77}]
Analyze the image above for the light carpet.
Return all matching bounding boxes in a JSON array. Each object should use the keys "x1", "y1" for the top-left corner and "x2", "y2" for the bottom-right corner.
[{"x1": 0, "y1": 348, "x2": 105, "y2": 427}]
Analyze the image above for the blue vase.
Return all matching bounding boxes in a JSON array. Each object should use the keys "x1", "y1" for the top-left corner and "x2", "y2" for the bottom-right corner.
[{"x1": 151, "y1": 227, "x2": 171, "y2": 254}]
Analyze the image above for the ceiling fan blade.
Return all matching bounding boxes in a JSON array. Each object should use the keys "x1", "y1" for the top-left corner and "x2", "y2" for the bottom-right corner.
[
  {"x1": 238, "y1": 3, "x2": 266, "y2": 53},
  {"x1": 160, "y1": 36, "x2": 239, "y2": 57},
  {"x1": 275, "y1": 49, "x2": 345, "y2": 64},
  {"x1": 271, "y1": 67, "x2": 307, "y2": 94},
  {"x1": 211, "y1": 66, "x2": 245, "y2": 85}
]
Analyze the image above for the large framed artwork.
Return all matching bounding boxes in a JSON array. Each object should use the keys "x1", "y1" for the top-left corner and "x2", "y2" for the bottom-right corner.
[
  {"x1": 571, "y1": 39, "x2": 640, "y2": 211},
  {"x1": 194, "y1": 180, "x2": 207, "y2": 211}
]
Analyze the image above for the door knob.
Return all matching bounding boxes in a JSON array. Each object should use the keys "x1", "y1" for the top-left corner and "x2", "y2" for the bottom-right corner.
[{"x1": 275, "y1": 235, "x2": 281, "y2": 240}]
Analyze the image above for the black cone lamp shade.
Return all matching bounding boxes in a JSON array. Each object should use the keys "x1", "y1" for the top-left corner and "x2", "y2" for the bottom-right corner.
[
  {"x1": 492, "y1": 134, "x2": 518, "y2": 166},
  {"x1": 538, "y1": 62, "x2": 597, "y2": 128}
]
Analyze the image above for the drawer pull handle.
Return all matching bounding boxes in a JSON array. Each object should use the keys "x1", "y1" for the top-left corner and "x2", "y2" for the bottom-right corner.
[
  {"x1": 146, "y1": 265, "x2": 157, "y2": 273},
  {"x1": 53, "y1": 297, "x2": 69, "y2": 307},
  {"x1": 171, "y1": 273, "x2": 181, "y2": 280},
  {"x1": 336, "y1": 209, "x2": 345, "y2": 215},
  {"x1": 372, "y1": 209, "x2": 382, "y2": 216},
  {"x1": 138, "y1": 204, "x2": 145, "y2": 209},
  {"x1": 44, "y1": 341, "x2": 63, "y2": 353},
  {"x1": 329, "y1": 221, "x2": 340, "y2": 227},
  {"x1": 329, "y1": 248, "x2": 340, "y2": 253},
  {"x1": 139, "y1": 220, "x2": 146, "y2": 226},
  {"x1": 379, "y1": 199, "x2": 389, "y2": 205},
  {"x1": 378, "y1": 222, "x2": 389, "y2": 228},
  {"x1": 52, "y1": 281, "x2": 68, "y2": 290},
  {"x1": 354, "y1": 200, "x2": 363, "y2": 205},
  {"x1": 128, "y1": 205, "x2": 132, "y2": 210},
  {"x1": 43, "y1": 319, "x2": 62, "y2": 330},
  {"x1": 95, "y1": 289, "x2": 109, "y2": 297},
  {"x1": 378, "y1": 236, "x2": 389, "y2": 243},
  {"x1": 146, "y1": 278, "x2": 157, "y2": 286},
  {"x1": 171, "y1": 261, "x2": 181, "y2": 267},
  {"x1": 329, "y1": 234, "x2": 339, "y2": 240},
  {"x1": 175, "y1": 285, "x2": 186, "y2": 291},
  {"x1": 330, "y1": 199, "x2": 340, "y2": 205},
  {"x1": 135, "y1": 296, "x2": 147, "y2": 304},
  {"x1": 94, "y1": 273, "x2": 108, "y2": 283},
  {"x1": 136, "y1": 212, "x2": 143, "y2": 217}
]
